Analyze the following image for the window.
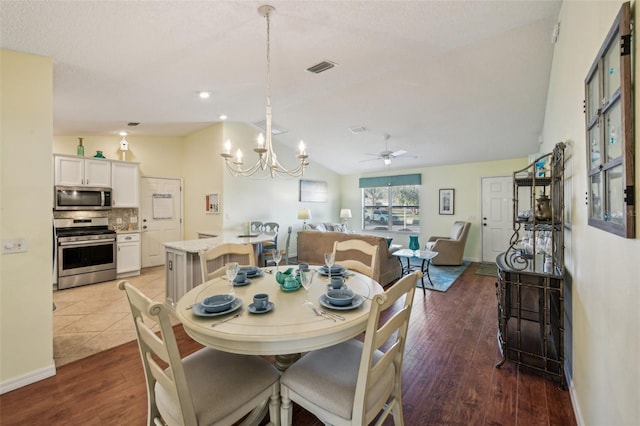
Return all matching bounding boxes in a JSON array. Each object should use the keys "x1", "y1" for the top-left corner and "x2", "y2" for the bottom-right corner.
[
  {"x1": 360, "y1": 174, "x2": 421, "y2": 233},
  {"x1": 584, "y1": 1, "x2": 635, "y2": 238}
]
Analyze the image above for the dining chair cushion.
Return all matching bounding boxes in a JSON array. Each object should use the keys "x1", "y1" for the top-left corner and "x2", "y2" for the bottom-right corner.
[
  {"x1": 156, "y1": 348, "x2": 280, "y2": 425},
  {"x1": 281, "y1": 339, "x2": 394, "y2": 420}
]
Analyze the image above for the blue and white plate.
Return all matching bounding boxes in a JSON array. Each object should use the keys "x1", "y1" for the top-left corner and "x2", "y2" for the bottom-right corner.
[
  {"x1": 319, "y1": 293, "x2": 364, "y2": 311},
  {"x1": 248, "y1": 301, "x2": 274, "y2": 314},
  {"x1": 192, "y1": 298, "x2": 243, "y2": 317}
]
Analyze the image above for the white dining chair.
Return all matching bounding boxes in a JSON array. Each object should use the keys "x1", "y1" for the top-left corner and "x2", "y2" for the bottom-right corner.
[
  {"x1": 279, "y1": 271, "x2": 421, "y2": 425},
  {"x1": 119, "y1": 280, "x2": 280, "y2": 426},
  {"x1": 200, "y1": 242, "x2": 256, "y2": 283},
  {"x1": 332, "y1": 239, "x2": 379, "y2": 280}
]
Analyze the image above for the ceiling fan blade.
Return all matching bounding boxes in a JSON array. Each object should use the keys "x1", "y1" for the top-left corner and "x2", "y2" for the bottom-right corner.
[
  {"x1": 359, "y1": 157, "x2": 381, "y2": 163},
  {"x1": 390, "y1": 149, "x2": 407, "y2": 157},
  {"x1": 364, "y1": 152, "x2": 382, "y2": 157},
  {"x1": 392, "y1": 154, "x2": 418, "y2": 160}
]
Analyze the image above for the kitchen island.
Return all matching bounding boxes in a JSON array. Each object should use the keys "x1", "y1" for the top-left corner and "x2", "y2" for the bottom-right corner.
[{"x1": 164, "y1": 231, "x2": 275, "y2": 303}]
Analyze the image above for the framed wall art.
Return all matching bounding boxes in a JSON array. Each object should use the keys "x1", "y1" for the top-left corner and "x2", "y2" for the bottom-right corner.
[
  {"x1": 205, "y1": 192, "x2": 220, "y2": 214},
  {"x1": 439, "y1": 189, "x2": 454, "y2": 215},
  {"x1": 299, "y1": 179, "x2": 328, "y2": 203}
]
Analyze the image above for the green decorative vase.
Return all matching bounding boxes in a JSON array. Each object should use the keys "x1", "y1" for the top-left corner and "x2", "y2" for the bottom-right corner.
[
  {"x1": 94, "y1": 150, "x2": 105, "y2": 158},
  {"x1": 409, "y1": 235, "x2": 420, "y2": 253}
]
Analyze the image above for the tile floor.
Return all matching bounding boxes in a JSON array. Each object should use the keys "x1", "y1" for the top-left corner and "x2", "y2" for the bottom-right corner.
[{"x1": 52, "y1": 266, "x2": 176, "y2": 367}]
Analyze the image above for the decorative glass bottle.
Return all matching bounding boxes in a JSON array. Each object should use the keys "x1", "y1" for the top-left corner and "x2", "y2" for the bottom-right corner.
[
  {"x1": 76, "y1": 137, "x2": 85, "y2": 156},
  {"x1": 409, "y1": 235, "x2": 420, "y2": 254}
]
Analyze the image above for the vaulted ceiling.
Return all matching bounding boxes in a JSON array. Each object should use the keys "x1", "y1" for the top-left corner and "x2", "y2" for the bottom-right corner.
[{"x1": 1, "y1": 0, "x2": 562, "y2": 175}]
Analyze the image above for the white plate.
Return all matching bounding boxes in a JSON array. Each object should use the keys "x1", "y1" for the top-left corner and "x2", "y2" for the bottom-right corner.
[
  {"x1": 192, "y1": 298, "x2": 243, "y2": 317},
  {"x1": 319, "y1": 294, "x2": 364, "y2": 311},
  {"x1": 248, "y1": 301, "x2": 274, "y2": 314}
]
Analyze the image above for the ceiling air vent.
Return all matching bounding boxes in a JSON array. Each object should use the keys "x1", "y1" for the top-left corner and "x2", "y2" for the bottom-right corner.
[
  {"x1": 253, "y1": 120, "x2": 288, "y2": 135},
  {"x1": 349, "y1": 126, "x2": 368, "y2": 134},
  {"x1": 127, "y1": 122, "x2": 140, "y2": 127},
  {"x1": 306, "y1": 61, "x2": 336, "y2": 74}
]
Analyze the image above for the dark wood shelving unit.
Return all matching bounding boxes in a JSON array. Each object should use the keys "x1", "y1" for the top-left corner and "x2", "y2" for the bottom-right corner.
[{"x1": 496, "y1": 142, "x2": 566, "y2": 388}]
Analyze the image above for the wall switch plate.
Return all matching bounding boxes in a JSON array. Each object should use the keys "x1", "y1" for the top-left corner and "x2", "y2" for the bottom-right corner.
[{"x1": 2, "y1": 238, "x2": 28, "y2": 254}]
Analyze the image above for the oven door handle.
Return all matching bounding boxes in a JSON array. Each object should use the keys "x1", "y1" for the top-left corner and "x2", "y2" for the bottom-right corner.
[{"x1": 59, "y1": 238, "x2": 116, "y2": 246}]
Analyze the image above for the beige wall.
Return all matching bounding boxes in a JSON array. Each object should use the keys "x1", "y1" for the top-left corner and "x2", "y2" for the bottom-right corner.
[
  {"x1": 0, "y1": 50, "x2": 55, "y2": 389},
  {"x1": 542, "y1": 1, "x2": 639, "y2": 424},
  {"x1": 340, "y1": 157, "x2": 528, "y2": 260}
]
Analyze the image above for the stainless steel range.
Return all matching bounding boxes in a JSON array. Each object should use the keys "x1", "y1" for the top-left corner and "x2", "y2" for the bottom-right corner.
[{"x1": 54, "y1": 217, "x2": 117, "y2": 290}]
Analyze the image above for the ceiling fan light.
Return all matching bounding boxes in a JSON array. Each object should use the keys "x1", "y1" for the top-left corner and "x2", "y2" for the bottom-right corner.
[{"x1": 384, "y1": 157, "x2": 392, "y2": 165}]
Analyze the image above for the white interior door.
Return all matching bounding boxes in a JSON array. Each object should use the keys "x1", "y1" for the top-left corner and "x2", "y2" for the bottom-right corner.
[
  {"x1": 140, "y1": 177, "x2": 183, "y2": 268},
  {"x1": 481, "y1": 176, "x2": 513, "y2": 263}
]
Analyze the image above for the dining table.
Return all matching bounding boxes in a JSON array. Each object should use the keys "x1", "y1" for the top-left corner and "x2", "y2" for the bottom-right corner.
[{"x1": 175, "y1": 265, "x2": 384, "y2": 371}]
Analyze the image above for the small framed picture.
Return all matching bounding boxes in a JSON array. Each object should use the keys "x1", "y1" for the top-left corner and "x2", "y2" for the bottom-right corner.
[
  {"x1": 205, "y1": 193, "x2": 220, "y2": 214},
  {"x1": 439, "y1": 189, "x2": 454, "y2": 215}
]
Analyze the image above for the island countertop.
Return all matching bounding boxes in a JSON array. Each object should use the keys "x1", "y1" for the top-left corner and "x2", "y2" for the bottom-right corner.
[{"x1": 164, "y1": 231, "x2": 275, "y2": 253}]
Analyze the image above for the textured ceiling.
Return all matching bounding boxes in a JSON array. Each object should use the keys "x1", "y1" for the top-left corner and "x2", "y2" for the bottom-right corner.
[{"x1": 0, "y1": 0, "x2": 562, "y2": 175}]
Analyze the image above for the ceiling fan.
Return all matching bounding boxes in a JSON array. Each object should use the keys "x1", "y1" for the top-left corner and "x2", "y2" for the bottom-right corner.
[{"x1": 360, "y1": 134, "x2": 417, "y2": 165}]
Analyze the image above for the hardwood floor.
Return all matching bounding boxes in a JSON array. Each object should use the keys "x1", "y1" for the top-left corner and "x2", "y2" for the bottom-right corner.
[{"x1": 0, "y1": 263, "x2": 576, "y2": 425}]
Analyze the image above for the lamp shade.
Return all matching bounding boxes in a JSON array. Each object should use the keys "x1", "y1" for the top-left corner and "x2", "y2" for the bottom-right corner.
[
  {"x1": 297, "y1": 208, "x2": 311, "y2": 221},
  {"x1": 340, "y1": 209, "x2": 352, "y2": 219}
]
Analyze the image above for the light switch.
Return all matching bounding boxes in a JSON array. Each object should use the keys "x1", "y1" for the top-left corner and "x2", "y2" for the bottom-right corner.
[{"x1": 2, "y1": 238, "x2": 28, "y2": 254}]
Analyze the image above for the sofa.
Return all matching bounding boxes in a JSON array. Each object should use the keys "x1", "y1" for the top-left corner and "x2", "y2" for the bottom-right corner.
[{"x1": 296, "y1": 230, "x2": 402, "y2": 286}]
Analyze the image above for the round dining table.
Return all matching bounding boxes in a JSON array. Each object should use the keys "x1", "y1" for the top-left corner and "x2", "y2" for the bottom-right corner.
[{"x1": 175, "y1": 265, "x2": 384, "y2": 370}]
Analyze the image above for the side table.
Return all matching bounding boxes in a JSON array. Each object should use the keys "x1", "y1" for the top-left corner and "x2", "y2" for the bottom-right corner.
[{"x1": 392, "y1": 249, "x2": 439, "y2": 295}]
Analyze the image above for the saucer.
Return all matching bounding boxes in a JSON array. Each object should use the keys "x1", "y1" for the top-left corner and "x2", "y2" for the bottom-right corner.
[
  {"x1": 248, "y1": 302, "x2": 274, "y2": 314},
  {"x1": 245, "y1": 270, "x2": 264, "y2": 278},
  {"x1": 192, "y1": 298, "x2": 243, "y2": 317},
  {"x1": 319, "y1": 294, "x2": 364, "y2": 311},
  {"x1": 280, "y1": 284, "x2": 301, "y2": 292},
  {"x1": 233, "y1": 278, "x2": 251, "y2": 286}
]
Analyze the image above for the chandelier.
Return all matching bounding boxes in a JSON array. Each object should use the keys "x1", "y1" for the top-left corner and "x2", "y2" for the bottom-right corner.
[{"x1": 220, "y1": 4, "x2": 309, "y2": 178}]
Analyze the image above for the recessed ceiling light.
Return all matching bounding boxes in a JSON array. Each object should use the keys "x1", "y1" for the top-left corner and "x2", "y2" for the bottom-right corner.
[
  {"x1": 119, "y1": 131, "x2": 127, "y2": 136},
  {"x1": 219, "y1": 114, "x2": 228, "y2": 120},
  {"x1": 199, "y1": 91, "x2": 211, "y2": 99}
]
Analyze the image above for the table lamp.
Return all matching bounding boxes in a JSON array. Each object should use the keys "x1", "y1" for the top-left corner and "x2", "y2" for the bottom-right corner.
[
  {"x1": 298, "y1": 208, "x2": 311, "y2": 230},
  {"x1": 340, "y1": 208, "x2": 352, "y2": 231}
]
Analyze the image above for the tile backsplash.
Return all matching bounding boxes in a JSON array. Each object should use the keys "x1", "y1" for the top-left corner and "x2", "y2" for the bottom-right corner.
[{"x1": 53, "y1": 208, "x2": 139, "y2": 231}]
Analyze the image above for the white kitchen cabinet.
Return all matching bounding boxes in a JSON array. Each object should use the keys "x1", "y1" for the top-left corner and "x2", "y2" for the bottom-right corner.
[
  {"x1": 54, "y1": 155, "x2": 111, "y2": 187},
  {"x1": 117, "y1": 232, "x2": 141, "y2": 277},
  {"x1": 111, "y1": 161, "x2": 140, "y2": 207}
]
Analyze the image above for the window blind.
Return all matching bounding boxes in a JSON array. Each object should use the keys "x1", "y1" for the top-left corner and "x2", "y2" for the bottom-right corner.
[{"x1": 358, "y1": 173, "x2": 421, "y2": 188}]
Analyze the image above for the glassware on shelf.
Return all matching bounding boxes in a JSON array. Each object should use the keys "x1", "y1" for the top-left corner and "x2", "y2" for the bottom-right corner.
[{"x1": 408, "y1": 235, "x2": 420, "y2": 255}]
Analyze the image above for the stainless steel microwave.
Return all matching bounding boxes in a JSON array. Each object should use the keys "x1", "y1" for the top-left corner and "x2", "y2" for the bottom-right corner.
[{"x1": 54, "y1": 186, "x2": 112, "y2": 211}]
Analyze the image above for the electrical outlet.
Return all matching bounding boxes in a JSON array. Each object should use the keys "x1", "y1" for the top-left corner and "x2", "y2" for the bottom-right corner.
[
  {"x1": 130, "y1": 215, "x2": 137, "y2": 223},
  {"x1": 116, "y1": 217, "x2": 123, "y2": 225},
  {"x1": 2, "y1": 238, "x2": 28, "y2": 254}
]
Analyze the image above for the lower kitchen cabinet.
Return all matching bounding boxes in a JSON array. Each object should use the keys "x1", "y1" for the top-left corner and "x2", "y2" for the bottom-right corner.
[{"x1": 117, "y1": 232, "x2": 141, "y2": 277}]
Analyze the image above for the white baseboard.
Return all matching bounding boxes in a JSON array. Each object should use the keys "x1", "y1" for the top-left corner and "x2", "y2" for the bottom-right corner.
[
  {"x1": 565, "y1": 366, "x2": 584, "y2": 426},
  {"x1": 0, "y1": 362, "x2": 56, "y2": 394}
]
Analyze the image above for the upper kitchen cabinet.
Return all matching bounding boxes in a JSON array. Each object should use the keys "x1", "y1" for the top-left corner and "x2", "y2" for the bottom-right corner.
[
  {"x1": 54, "y1": 155, "x2": 111, "y2": 187},
  {"x1": 111, "y1": 160, "x2": 140, "y2": 207}
]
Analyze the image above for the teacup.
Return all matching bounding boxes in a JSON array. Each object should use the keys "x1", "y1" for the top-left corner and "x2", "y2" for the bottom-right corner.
[
  {"x1": 330, "y1": 276, "x2": 344, "y2": 289},
  {"x1": 283, "y1": 276, "x2": 299, "y2": 289},
  {"x1": 234, "y1": 271, "x2": 247, "y2": 284},
  {"x1": 253, "y1": 293, "x2": 269, "y2": 311}
]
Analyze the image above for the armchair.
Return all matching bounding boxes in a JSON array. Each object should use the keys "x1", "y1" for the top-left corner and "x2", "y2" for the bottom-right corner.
[{"x1": 425, "y1": 221, "x2": 471, "y2": 265}]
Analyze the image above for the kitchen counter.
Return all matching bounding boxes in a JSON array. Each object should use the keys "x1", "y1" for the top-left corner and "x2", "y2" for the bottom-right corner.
[
  {"x1": 163, "y1": 231, "x2": 276, "y2": 302},
  {"x1": 165, "y1": 231, "x2": 274, "y2": 253}
]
